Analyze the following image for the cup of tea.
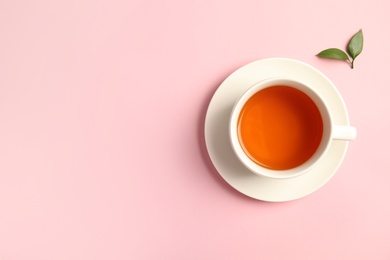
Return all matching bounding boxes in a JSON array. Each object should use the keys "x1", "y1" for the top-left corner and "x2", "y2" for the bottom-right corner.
[{"x1": 229, "y1": 77, "x2": 356, "y2": 179}]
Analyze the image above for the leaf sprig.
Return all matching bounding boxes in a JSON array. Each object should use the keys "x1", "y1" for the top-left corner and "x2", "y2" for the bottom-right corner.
[{"x1": 316, "y1": 29, "x2": 363, "y2": 69}]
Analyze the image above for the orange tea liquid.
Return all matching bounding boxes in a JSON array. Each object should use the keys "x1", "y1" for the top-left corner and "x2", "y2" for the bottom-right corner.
[{"x1": 237, "y1": 86, "x2": 323, "y2": 170}]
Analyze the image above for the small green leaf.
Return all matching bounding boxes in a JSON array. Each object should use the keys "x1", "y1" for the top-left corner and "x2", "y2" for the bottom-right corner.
[
  {"x1": 316, "y1": 48, "x2": 351, "y2": 61},
  {"x1": 347, "y1": 29, "x2": 363, "y2": 59}
]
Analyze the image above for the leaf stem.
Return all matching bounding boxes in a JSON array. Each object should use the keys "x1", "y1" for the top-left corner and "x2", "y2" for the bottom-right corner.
[{"x1": 346, "y1": 58, "x2": 353, "y2": 68}]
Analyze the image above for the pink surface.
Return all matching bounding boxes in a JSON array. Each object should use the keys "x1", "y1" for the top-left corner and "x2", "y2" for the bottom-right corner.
[{"x1": 0, "y1": 0, "x2": 389, "y2": 259}]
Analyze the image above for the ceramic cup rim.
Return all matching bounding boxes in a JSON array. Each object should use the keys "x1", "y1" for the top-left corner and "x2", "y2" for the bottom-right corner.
[{"x1": 229, "y1": 77, "x2": 333, "y2": 179}]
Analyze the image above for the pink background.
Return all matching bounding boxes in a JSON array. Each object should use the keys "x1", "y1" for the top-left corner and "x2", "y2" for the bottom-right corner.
[{"x1": 0, "y1": 0, "x2": 389, "y2": 259}]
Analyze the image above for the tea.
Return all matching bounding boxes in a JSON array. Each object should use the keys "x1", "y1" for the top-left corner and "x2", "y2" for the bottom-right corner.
[{"x1": 237, "y1": 86, "x2": 323, "y2": 170}]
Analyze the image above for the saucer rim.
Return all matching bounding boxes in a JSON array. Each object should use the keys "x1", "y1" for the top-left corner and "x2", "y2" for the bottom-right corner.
[{"x1": 204, "y1": 57, "x2": 350, "y2": 202}]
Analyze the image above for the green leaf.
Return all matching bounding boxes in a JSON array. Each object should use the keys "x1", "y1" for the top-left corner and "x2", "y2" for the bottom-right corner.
[
  {"x1": 316, "y1": 48, "x2": 351, "y2": 61},
  {"x1": 347, "y1": 29, "x2": 363, "y2": 59}
]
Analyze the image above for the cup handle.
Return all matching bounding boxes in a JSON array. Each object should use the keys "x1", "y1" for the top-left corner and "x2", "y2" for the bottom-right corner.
[{"x1": 332, "y1": 125, "x2": 357, "y2": 141}]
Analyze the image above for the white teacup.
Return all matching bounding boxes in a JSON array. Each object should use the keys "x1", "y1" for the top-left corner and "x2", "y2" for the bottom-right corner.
[{"x1": 229, "y1": 77, "x2": 356, "y2": 179}]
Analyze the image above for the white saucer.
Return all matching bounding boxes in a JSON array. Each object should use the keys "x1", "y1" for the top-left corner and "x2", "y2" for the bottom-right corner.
[{"x1": 204, "y1": 58, "x2": 351, "y2": 202}]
